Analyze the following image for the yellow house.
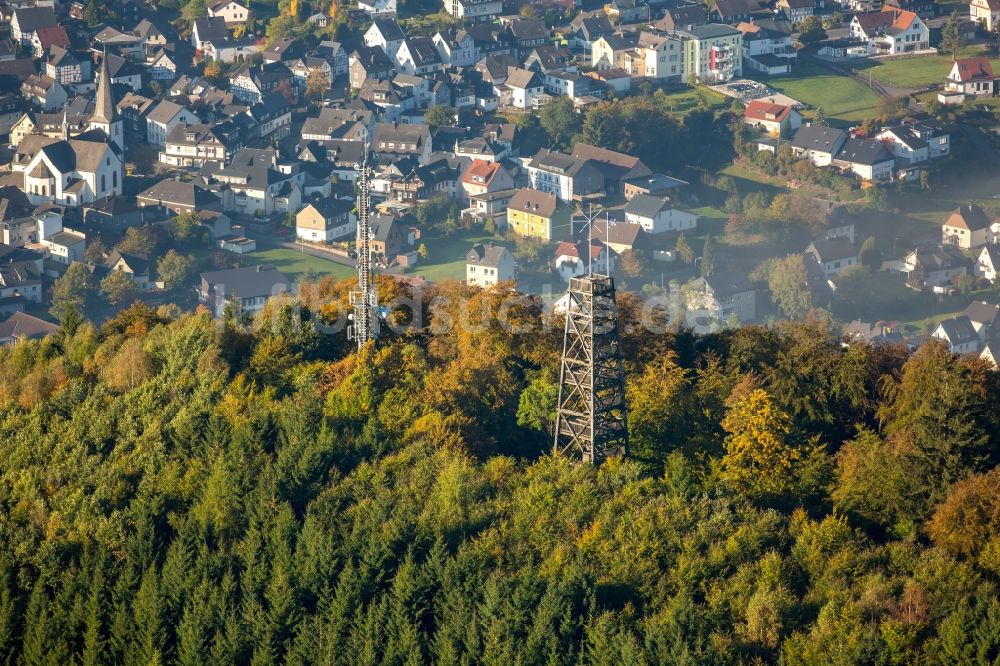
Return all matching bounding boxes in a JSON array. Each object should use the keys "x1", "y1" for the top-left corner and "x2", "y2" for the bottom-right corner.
[{"x1": 507, "y1": 188, "x2": 571, "y2": 241}]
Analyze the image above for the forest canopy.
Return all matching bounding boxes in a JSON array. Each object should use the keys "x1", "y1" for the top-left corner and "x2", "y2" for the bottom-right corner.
[{"x1": 1, "y1": 278, "x2": 1000, "y2": 665}]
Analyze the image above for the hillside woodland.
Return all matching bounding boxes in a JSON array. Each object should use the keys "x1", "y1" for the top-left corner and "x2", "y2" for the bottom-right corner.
[{"x1": 2, "y1": 277, "x2": 1000, "y2": 665}]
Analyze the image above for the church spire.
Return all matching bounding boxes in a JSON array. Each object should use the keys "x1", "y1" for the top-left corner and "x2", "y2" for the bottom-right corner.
[{"x1": 92, "y1": 51, "x2": 117, "y2": 126}]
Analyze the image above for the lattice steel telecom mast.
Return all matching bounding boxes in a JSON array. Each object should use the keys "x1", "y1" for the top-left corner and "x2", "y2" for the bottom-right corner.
[
  {"x1": 552, "y1": 212, "x2": 628, "y2": 464},
  {"x1": 348, "y1": 158, "x2": 380, "y2": 349}
]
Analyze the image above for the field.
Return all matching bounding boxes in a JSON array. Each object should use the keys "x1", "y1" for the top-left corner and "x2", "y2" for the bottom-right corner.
[
  {"x1": 656, "y1": 86, "x2": 728, "y2": 116},
  {"x1": 765, "y1": 63, "x2": 881, "y2": 122},
  {"x1": 408, "y1": 230, "x2": 494, "y2": 282},
  {"x1": 244, "y1": 247, "x2": 356, "y2": 282},
  {"x1": 850, "y1": 50, "x2": 1000, "y2": 89}
]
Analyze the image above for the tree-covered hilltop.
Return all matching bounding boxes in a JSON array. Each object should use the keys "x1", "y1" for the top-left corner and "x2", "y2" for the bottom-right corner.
[{"x1": 2, "y1": 280, "x2": 1000, "y2": 665}]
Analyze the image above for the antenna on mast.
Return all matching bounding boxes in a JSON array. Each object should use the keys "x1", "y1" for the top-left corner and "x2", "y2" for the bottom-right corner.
[{"x1": 348, "y1": 152, "x2": 380, "y2": 350}]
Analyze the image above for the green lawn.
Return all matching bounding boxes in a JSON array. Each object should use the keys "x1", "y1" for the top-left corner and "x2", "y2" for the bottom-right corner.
[
  {"x1": 850, "y1": 50, "x2": 1000, "y2": 89},
  {"x1": 765, "y1": 63, "x2": 881, "y2": 121},
  {"x1": 655, "y1": 86, "x2": 728, "y2": 117},
  {"x1": 244, "y1": 247, "x2": 356, "y2": 283},
  {"x1": 409, "y1": 230, "x2": 495, "y2": 282}
]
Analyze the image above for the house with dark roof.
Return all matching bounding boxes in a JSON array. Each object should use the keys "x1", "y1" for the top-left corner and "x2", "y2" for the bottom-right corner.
[
  {"x1": 373, "y1": 122, "x2": 432, "y2": 163},
  {"x1": 394, "y1": 36, "x2": 443, "y2": 76},
  {"x1": 833, "y1": 137, "x2": 895, "y2": 181},
  {"x1": 805, "y1": 237, "x2": 857, "y2": 278},
  {"x1": 145, "y1": 99, "x2": 200, "y2": 146},
  {"x1": 656, "y1": 4, "x2": 708, "y2": 31},
  {"x1": 191, "y1": 17, "x2": 229, "y2": 51},
  {"x1": 160, "y1": 121, "x2": 245, "y2": 167},
  {"x1": 0, "y1": 311, "x2": 58, "y2": 344},
  {"x1": 30, "y1": 25, "x2": 70, "y2": 59},
  {"x1": 686, "y1": 271, "x2": 756, "y2": 324},
  {"x1": 875, "y1": 120, "x2": 951, "y2": 164},
  {"x1": 592, "y1": 221, "x2": 648, "y2": 255},
  {"x1": 466, "y1": 242, "x2": 515, "y2": 287},
  {"x1": 349, "y1": 45, "x2": 397, "y2": 89},
  {"x1": 208, "y1": 0, "x2": 250, "y2": 25},
  {"x1": 791, "y1": 125, "x2": 848, "y2": 166},
  {"x1": 904, "y1": 245, "x2": 971, "y2": 289},
  {"x1": 932, "y1": 315, "x2": 980, "y2": 354},
  {"x1": 105, "y1": 249, "x2": 153, "y2": 290},
  {"x1": 942, "y1": 204, "x2": 995, "y2": 249},
  {"x1": 359, "y1": 214, "x2": 406, "y2": 263},
  {"x1": 503, "y1": 67, "x2": 544, "y2": 109},
  {"x1": 976, "y1": 244, "x2": 1000, "y2": 283},
  {"x1": 572, "y1": 143, "x2": 652, "y2": 193},
  {"x1": 568, "y1": 12, "x2": 615, "y2": 51},
  {"x1": 507, "y1": 188, "x2": 570, "y2": 240},
  {"x1": 625, "y1": 194, "x2": 698, "y2": 233},
  {"x1": 263, "y1": 38, "x2": 305, "y2": 65},
  {"x1": 527, "y1": 148, "x2": 605, "y2": 203},
  {"x1": 137, "y1": 179, "x2": 222, "y2": 214},
  {"x1": 199, "y1": 264, "x2": 290, "y2": 317},
  {"x1": 46, "y1": 46, "x2": 90, "y2": 86},
  {"x1": 963, "y1": 300, "x2": 1000, "y2": 341},
  {"x1": 971, "y1": 0, "x2": 1000, "y2": 31},
  {"x1": 295, "y1": 198, "x2": 356, "y2": 243},
  {"x1": 11, "y1": 7, "x2": 58, "y2": 46},
  {"x1": 776, "y1": 0, "x2": 813, "y2": 23},
  {"x1": 444, "y1": 0, "x2": 503, "y2": 23},
  {"x1": 364, "y1": 19, "x2": 407, "y2": 59}
]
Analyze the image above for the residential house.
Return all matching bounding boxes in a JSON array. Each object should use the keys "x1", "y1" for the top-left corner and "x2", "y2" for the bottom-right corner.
[
  {"x1": 0, "y1": 312, "x2": 58, "y2": 345},
  {"x1": 200, "y1": 35, "x2": 261, "y2": 64},
  {"x1": 805, "y1": 237, "x2": 857, "y2": 278},
  {"x1": 776, "y1": 0, "x2": 813, "y2": 23},
  {"x1": 658, "y1": 4, "x2": 709, "y2": 31},
  {"x1": 362, "y1": 214, "x2": 406, "y2": 263},
  {"x1": 942, "y1": 204, "x2": 995, "y2": 249},
  {"x1": 349, "y1": 46, "x2": 396, "y2": 89},
  {"x1": 146, "y1": 100, "x2": 199, "y2": 146},
  {"x1": 743, "y1": 100, "x2": 802, "y2": 136},
  {"x1": 623, "y1": 173, "x2": 689, "y2": 200},
  {"x1": 507, "y1": 188, "x2": 571, "y2": 240},
  {"x1": 567, "y1": 13, "x2": 615, "y2": 52},
  {"x1": 11, "y1": 7, "x2": 58, "y2": 46},
  {"x1": 103, "y1": 53, "x2": 143, "y2": 92},
  {"x1": 105, "y1": 250, "x2": 152, "y2": 290},
  {"x1": 738, "y1": 19, "x2": 796, "y2": 75},
  {"x1": 460, "y1": 159, "x2": 514, "y2": 203},
  {"x1": 592, "y1": 221, "x2": 647, "y2": 256},
  {"x1": 845, "y1": 319, "x2": 906, "y2": 345},
  {"x1": 247, "y1": 92, "x2": 291, "y2": 140},
  {"x1": 41, "y1": 227, "x2": 86, "y2": 264},
  {"x1": 21, "y1": 75, "x2": 66, "y2": 112},
  {"x1": 208, "y1": 0, "x2": 249, "y2": 25},
  {"x1": 571, "y1": 143, "x2": 651, "y2": 194},
  {"x1": 45, "y1": 46, "x2": 88, "y2": 86},
  {"x1": 134, "y1": 18, "x2": 168, "y2": 57},
  {"x1": 624, "y1": 194, "x2": 698, "y2": 233},
  {"x1": 389, "y1": 158, "x2": 461, "y2": 204},
  {"x1": 137, "y1": 179, "x2": 222, "y2": 213},
  {"x1": 876, "y1": 121, "x2": 951, "y2": 164},
  {"x1": 231, "y1": 62, "x2": 294, "y2": 105},
  {"x1": 160, "y1": 121, "x2": 243, "y2": 167},
  {"x1": 834, "y1": 137, "x2": 895, "y2": 181},
  {"x1": 315, "y1": 41, "x2": 349, "y2": 78},
  {"x1": 848, "y1": 8, "x2": 929, "y2": 55},
  {"x1": 591, "y1": 33, "x2": 636, "y2": 71},
  {"x1": 433, "y1": 29, "x2": 478, "y2": 67},
  {"x1": 358, "y1": 0, "x2": 396, "y2": 16},
  {"x1": 199, "y1": 265, "x2": 290, "y2": 317},
  {"x1": 295, "y1": 199, "x2": 356, "y2": 242},
  {"x1": 148, "y1": 50, "x2": 178, "y2": 81},
  {"x1": 82, "y1": 193, "x2": 141, "y2": 230},
  {"x1": 503, "y1": 67, "x2": 544, "y2": 109},
  {"x1": 373, "y1": 122, "x2": 432, "y2": 163},
  {"x1": 0, "y1": 245, "x2": 43, "y2": 306},
  {"x1": 443, "y1": 0, "x2": 503, "y2": 22},
  {"x1": 971, "y1": 0, "x2": 1000, "y2": 31},
  {"x1": 204, "y1": 148, "x2": 302, "y2": 216},
  {"x1": 395, "y1": 36, "x2": 444, "y2": 76},
  {"x1": 364, "y1": 19, "x2": 406, "y2": 59},
  {"x1": 904, "y1": 246, "x2": 971, "y2": 289},
  {"x1": 976, "y1": 244, "x2": 1000, "y2": 282},
  {"x1": 932, "y1": 315, "x2": 980, "y2": 354},
  {"x1": 504, "y1": 18, "x2": 550, "y2": 58},
  {"x1": 466, "y1": 242, "x2": 515, "y2": 287},
  {"x1": 605, "y1": 0, "x2": 646, "y2": 23},
  {"x1": 30, "y1": 25, "x2": 70, "y2": 59},
  {"x1": 554, "y1": 239, "x2": 611, "y2": 282},
  {"x1": 262, "y1": 38, "x2": 305, "y2": 65},
  {"x1": 686, "y1": 271, "x2": 756, "y2": 324},
  {"x1": 791, "y1": 125, "x2": 848, "y2": 167},
  {"x1": 191, "y1": 17, "x2": 229, "y2": 52},
  {"x1": 526, "y1": 148, "x2": 605, "y2": 202},
  {"x1": 943, "y1": 56, "x2": 998, "y2": 100},
  {"x1": 963, "y1": 300, "x2": 1000, "y2": 341},
  {"x1": 291, "y1": 56, "x2": 333, "y2": 92}
]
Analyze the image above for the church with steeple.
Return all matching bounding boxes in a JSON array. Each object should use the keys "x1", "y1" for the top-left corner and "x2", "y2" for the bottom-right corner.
[
  {"x1": 88, "y1": 52, "x2": 124, "y2": 152},
  {"x1": 13, "y1": 54, "x2": 124, "y2": 206}
]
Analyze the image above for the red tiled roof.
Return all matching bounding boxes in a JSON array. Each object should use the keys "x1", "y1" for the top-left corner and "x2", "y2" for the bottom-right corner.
[
  {"x1": 886, "y1": 7, "x2": 918, "y2": 30},
  {"x1": 744, "y1": 100, "x2": 791, "y2": 122},
  {"x1": 461, "y1": 159, "x2": 503, "y2": 186},
  {"x1": 555, "y1": 239, "x2": 605, "y2": 260},
  {"x1": 34, "y1": 25, "x2": 70, "y2": 49},
  {"x1": 953, "y1": 56, "x2": 995, "y2": 82}
]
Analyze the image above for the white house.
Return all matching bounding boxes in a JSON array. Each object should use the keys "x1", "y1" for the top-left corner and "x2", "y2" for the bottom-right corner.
[
  {"x1": 443, "y1": 0, "x2": 503, "y2": 22},
  {"x1": 624, "y1": 194, "x2": 698, "y2": 233},
  {"x1": 942, "y1": 204, "x2": 995, "y2": 249},
  {"x1": 554, "y1": 239, "x2": 612, "y2": 282},
  {"x1": 295, "y1": 199, "x2": 356, "y2": 243},
  {"x1": 145, "y1": 100, "x2": 199, "y2": 146},
  {"x1": 526, "y1": 148, "x2": 605, "y2": 203},
  {"x1": 685, "y1": 271, "x2": 756, "y2": 324},
  {"x1": 791, "y1": 125, "x2": 848, "y2": 167},
  {"x1": 466, "y1": 242, "x2": 515, "y2": 287},
  {"x1": 976, "y1": 244, "x2": 1000, "y2": 282},
  {"x1": 971, "y1": 0, "x2": 1000, "y2": 31},
  {"x1": 503, "y1": 67, "x2": 544, "y2": 109},
  {"x1": 805, "y1": 238, "x2": 857, "y2": 278},
  {"x1": 932, "y1": 315, "x2": 980, "y2": 354},
  {"x1": 207, "y1": 0, "x2": 249, "y2": 25},
  {"x1": 358, "y1": 0, "x2": 397, "y2": 16},
  {"x1": 364, "y1": 19, "x2": 406, "y2": 59},
  {"x1": 849, "y1": 8, "x2": 929, "y2": 55}
]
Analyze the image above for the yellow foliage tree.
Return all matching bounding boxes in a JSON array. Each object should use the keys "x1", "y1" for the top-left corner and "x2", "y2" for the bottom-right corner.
[
  {"x1": 328, "y1": 0, "x2": 338, "y2": 18},
  {"x1": 721, "y1": 387, "x2": 799, "y2": 497}
]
